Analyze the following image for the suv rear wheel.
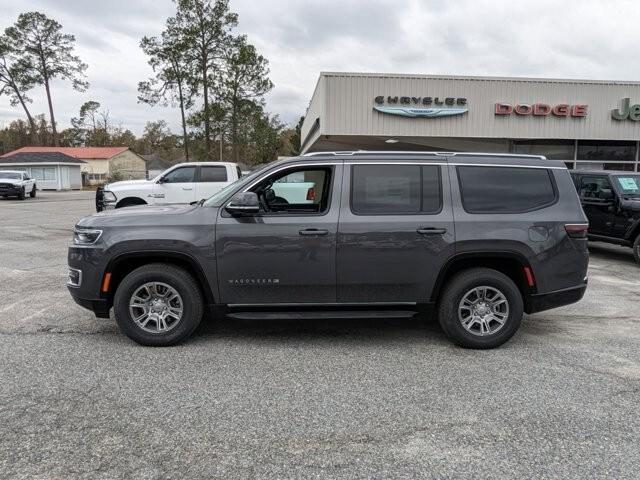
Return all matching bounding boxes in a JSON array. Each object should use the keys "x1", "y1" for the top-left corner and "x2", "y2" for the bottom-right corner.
[
  {"x1": 114, "y1": 263, "x2": 203, "y2": 346},
  {"x1": 633, "y1": 235, "x2": 640, "y2": 265},
  {"x1": 438, "y1": 268, "x2": 523, "y2": 349}
]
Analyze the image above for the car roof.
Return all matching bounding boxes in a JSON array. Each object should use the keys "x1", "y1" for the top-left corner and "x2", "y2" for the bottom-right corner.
[{"x1": 0, "y1": 170, "x2": 25, "y2": 174}]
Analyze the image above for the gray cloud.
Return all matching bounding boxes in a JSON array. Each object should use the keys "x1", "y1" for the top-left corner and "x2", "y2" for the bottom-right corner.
[{"x1": 1, "y1": 0, "x2": 640, "y2": 136}]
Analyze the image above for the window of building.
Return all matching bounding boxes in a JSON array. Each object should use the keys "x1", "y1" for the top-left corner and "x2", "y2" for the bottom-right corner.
[
  {"x1": 199, "y1": 166, "x2": 228, "y2": 182},
  {"x1": 577, "y1": 140, "x2": 636, "y2": 162},
  {"x1": 457, "y1": 166, "x2": 556, "y2": 214},
  {"x1": 162, "y1": 166, "x2": 196, "y2": 183},
  {"x1": 575, "y1": 162, "x2": 636, "y2": 172},
  {"x1": 351, "y1": 164, "x2": 441, "y2": 215},
  {"x1": 30, "y1": 167, "x2": 56, "y2": 181},
  {"x1": 512, "y1": 140, "x2": 575, "y2": 160}
]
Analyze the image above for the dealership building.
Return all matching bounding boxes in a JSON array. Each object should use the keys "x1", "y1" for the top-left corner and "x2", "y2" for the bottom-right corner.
[{"x1": 301, "y1": 72, "x2": 640, "y2": 171}]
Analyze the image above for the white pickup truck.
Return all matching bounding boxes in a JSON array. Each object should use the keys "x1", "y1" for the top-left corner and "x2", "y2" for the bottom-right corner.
[
  {"x1": 0, "y1": 170, "x2": 37, "y2": 200},
  {"x1": 97, "y1": 162, "x2": 242, "y2": 211}
]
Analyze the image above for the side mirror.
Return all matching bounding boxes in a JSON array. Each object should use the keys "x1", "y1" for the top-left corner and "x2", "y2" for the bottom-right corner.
[
  {"x1": 157, "y1": 176, "x2": 167, "y2": 184},
  {"x1": 225, "y1": 192, "x2": 259, "y2": 215},
  {"x1": 599, "y1": 188, "x2": 615, "y2": 201}
]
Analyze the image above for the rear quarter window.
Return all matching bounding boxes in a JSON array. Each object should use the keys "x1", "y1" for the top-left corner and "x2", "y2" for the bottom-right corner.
[{"x1": 457, "y1": 166, "x2": 557, "y2": 214}]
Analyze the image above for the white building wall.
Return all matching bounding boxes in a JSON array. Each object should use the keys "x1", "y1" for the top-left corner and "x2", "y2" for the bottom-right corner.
[
  {"x1": 303, "y1": 72, "x2": 640, "y2": 149},
  {"x1": 0, "y1": 163, "x2": 82, "y2": 190}
]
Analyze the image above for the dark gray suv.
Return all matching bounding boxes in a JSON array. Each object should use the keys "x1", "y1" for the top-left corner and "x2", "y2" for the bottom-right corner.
[{"x1": 67, "y1": 151, "x2": 589, "y2": 349}]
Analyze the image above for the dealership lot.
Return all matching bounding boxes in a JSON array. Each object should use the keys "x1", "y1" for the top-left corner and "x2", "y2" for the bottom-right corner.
[{"x1": 1, "y1": 192, "x2": 639, "y2": 478}]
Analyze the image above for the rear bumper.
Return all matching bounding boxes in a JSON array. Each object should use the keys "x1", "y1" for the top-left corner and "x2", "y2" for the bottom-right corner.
[{"x1": 526, "y1": 280, "x2": 588, "y2": 314}]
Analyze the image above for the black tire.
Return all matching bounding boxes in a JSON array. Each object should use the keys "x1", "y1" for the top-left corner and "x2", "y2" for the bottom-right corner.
[
  {"x1": 633, "y1": 235, "x2": 640, "y2": 265},
  {"x1": 114, "y1": 263, "x2": 204, "y2": 346},
  {"x1": 116, "y1": 198, "x2": 147, "y2": 209},
  {"x1": 438, "y1": 268, "x2": 523, "y2": 349},
  {"x1": 18, "y1": 187, "x2": 25, "y2": 200},
  {"x1": 29, "y1": 186, "x2": 36, "y2": 198}
]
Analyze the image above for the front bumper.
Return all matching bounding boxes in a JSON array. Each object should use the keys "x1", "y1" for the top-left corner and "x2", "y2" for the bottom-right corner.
[
  {"x1": 0, "y1": 184, "x2": 22, "y2": 195},
  {"x1": 68, "y1": 289, "x2": 111, "y2": 318},
  {"x1": 95, "y1": 187, "x2": 116, "y2": 212},
  {"x1": 67, "y1": 245, "x2": 111, "y2": 318},
  {"x1": 526, "y1": 280, "x2": 588, "y2": 314}
]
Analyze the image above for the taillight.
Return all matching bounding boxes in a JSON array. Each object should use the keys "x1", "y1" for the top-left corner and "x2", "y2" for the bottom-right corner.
[
  {"x1": 306, "y1": 187, "x2": 315, "y2": 201},
  {"x1": 565, "y1": 223, "x2": 589, "y2": 239}
]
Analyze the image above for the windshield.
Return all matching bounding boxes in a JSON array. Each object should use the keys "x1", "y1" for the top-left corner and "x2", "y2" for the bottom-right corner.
[
  {"x1": 0, "y1": 172, "x2": 21, "y2": 180},
  {"x1": 203, "y1": 161, "x2": 276, "y2": 206},
  {"x1": 614, "y1": 175, "x2": 640, "y2": 197}
]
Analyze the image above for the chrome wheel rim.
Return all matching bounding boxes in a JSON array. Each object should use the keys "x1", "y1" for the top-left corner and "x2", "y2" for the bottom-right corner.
[
  {"x1": 129, "y1": 282, "x2": 183, "y2": 334},
  {"x1": 458, "y1": 286, "x2": 509, "y2": 337}
]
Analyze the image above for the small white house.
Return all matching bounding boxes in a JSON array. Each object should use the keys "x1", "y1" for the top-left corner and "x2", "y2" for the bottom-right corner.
[{"x1": 0, "y1": 152, "x2": 85, "y2": 190}]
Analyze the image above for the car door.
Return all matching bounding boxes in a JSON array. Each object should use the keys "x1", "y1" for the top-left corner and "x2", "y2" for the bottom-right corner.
[
  {"x1": 577, "y1": 175, "x2": 614, "y2": 236},
  {"x1": 152, "y1": 165, "x2": 197, "y2": 205},
  {"x1": 336, "y1": 159, "x2": 455, "y2": 303},
  {"x1": 610, "y1": 174, "x2": 640, "y2": 239},
  {"x1": 216, "y1": 161, "x2": 342, "y2": 304},
  {"x1": 195, "y1": 165, "x2": 230, "y2": 201}
]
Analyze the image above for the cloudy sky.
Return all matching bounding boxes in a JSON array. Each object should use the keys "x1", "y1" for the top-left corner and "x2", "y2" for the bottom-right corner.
[{"x1": 1, "y1": 0, "x2": 640, "y2": 135}]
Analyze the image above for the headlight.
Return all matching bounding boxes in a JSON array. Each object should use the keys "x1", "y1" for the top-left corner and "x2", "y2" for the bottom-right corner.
[
  {"x1": 103, "y1": 190, "x2": 117, "y2": 202},
  {"x1": 73, "y1": 228, "x2": 103, "y2": 245}
]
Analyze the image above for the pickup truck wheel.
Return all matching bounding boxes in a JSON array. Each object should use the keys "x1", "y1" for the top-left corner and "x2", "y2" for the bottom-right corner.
[
  {"x1": 18, "y1": 187, "x2": 25, "y2": 200},
  {"x1": 438, "y1": 268, "x2": 523, "y2": 349},
  {"x1": 29, "y1": 186, "x2": 36, "y2": 198},
  {"x1": 633, "y1": 235, "x2": 640, "y2": 265},
  {"x1": 114, "y1": 263, "x2": 203, "y2": 346}
]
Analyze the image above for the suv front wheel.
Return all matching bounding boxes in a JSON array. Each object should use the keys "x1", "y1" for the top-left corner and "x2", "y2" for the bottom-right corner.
[
  {"x1": 114, "y1": 263, "x2": 204, "y2": 346},
  {"x1": 438, "y1": 268, "x2": 523, "y2": 349}
]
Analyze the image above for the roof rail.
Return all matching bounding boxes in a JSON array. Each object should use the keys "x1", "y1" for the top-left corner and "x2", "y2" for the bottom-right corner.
[{"x1": 303, "y1": 150, "x2": 546, "y2": 160}]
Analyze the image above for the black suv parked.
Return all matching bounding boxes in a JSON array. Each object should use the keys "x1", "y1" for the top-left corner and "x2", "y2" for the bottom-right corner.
[
  {"x1": 67, "y1": 152, "x2": 589, "y2": 349},
  {"x1": 570, "y1": 170, "x2": 640, "y2": 264}
]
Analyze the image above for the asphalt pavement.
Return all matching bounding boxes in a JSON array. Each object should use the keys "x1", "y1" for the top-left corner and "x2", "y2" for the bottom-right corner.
[{"x1": 1, "y1": 192, "x2": 639, "y2": 479}]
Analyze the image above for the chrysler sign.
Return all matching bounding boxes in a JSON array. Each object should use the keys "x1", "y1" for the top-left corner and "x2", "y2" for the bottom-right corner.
[
  {"x1": 495, "y1": 102, "x2": 588, "y2": 117},
  {"x1": 374, "y1": 95, "x2": 468, "y2": 118}
]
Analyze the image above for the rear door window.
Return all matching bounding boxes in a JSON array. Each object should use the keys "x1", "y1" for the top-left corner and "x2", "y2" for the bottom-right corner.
[
  {"x1": 199, "y1": 166, "x2": 228, "y2": 182},
  {"x1": 457, "y1": 166, "x2": 557, "y2": 213},
  {"x1": 351, "y1": 164, "x2": 441, "y2": 215},
  {"x1": 578, "y1": 176, "x2": 613, "y2": 201}
]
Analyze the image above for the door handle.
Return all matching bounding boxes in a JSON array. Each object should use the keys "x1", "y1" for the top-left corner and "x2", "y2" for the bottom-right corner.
[
  {"x1": 299, "y1": 228, "x2": 329, "y2": 236},
  {"x1": 182, "y1": 187, "x2": 193, "y2": 191},
  {"x1": 417, "y1": 227, "x2": 447, "y2": 235}
]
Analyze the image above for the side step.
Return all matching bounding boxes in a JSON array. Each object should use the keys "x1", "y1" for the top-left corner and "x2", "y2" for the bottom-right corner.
[{"x1": 226, "y1": 310, "x2": 418, "y2": 320}]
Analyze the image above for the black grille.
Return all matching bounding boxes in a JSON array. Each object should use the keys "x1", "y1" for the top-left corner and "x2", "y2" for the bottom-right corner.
[{"x1": 95, "y1": 186, "x2": 105, "y2": 212}]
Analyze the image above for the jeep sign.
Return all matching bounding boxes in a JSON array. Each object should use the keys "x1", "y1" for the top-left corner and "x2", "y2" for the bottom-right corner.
[{"x1": 611, "y1": 98, "x2": 640, "y2": 121}]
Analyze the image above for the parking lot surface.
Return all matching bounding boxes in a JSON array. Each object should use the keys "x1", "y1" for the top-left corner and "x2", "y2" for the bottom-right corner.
[{"x1": 1, "y1": 192, "x2": 639, "y2": 479}]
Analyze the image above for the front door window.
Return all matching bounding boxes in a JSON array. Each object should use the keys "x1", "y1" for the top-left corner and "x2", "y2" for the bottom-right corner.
[{"x1": 251, "y1": 167, "x2": 332, "y2": 215}]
